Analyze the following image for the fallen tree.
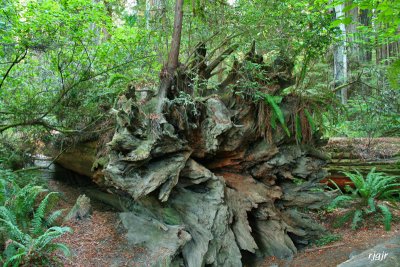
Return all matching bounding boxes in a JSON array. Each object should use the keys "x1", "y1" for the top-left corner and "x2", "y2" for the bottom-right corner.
[
  {"x1": 75, "y1": 39, "x2": 336, "y2": 266},
  {"x1": 51, "y1": 3, "x2": 334, "y2": 264}
]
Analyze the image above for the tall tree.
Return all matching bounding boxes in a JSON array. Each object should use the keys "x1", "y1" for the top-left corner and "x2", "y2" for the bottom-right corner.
[
  {"x1": 156, "y1": 0, "x2": 184, "y2": 115},
  {"x1": 334, "y1": 3, "x2": 348, "y2": 104}
]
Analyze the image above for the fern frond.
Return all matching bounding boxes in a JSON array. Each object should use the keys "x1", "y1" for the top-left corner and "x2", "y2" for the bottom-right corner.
[
  {"x1": 270, "y1": 110, "x2": 277, "y2": 129},
  {"x1": 107, "y1": 74, "x2": 129, "y2": 87},
  {"x1": 329, "y1": 195, "x2": 353, "y2": 209},
  {"x1": 265, "y1": 94, "x2": 290, "y2": 136},
  {"x1": 328, "y1": 179, "x2": 344, "y2": 194},
  {"x1": 380, "y1": 187, "x2": 400, "y2": 201},
  {"x1": 3, "y1": 251, "x2": 25, "y2": 267},
  {"x1": 351, "y1": 209, "x2": 363, "y2": 230},
  {"x1": 0, "y1": 206, "x2": 17, "y2": 226},
  {"x1": 378, "y1": 204, "x2": 392, "y2": 231},
  {"x1": 31, "y1": 192, "x2": 59, "y2": 235},
  {"x1": 366, "y1": 197, "x2": 376, "y2": 213},
  {"x1": 12, "y1": 185, "x2": 46, "y2": 220},
  {"x1": 304, "y1": 108, "x2": 316, "y2": 132},
  {"x1": 295, "y1": 114, "x2": 302, "y2": 143},
  {"x1": 343, "y1": 171, "x2": 364, "y2": 194},
  {"x1": 46, "y1": 243, "x2": 71, "y2": 257},
  {"x1": 45, "y1": 209, "x2": 64, "y2": 227},
  {"x1": 333, "y1": 210, "x2": 355, "y2": 228},
  {"x1": 0, "y1": 218, "x2": 26, "y2": 243},
  {"x1": 34, "y1": 226, "x2": 72, "y2": 251}
]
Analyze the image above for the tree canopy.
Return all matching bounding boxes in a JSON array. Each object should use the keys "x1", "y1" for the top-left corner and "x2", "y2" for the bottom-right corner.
[{"x1": 0, "y1": 0, "x2": 399, "y2": 139}]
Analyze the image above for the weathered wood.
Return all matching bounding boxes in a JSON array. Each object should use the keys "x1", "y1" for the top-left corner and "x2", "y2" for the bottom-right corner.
[{"x1": 64, "y1": 194, "x2": 92, "y2": 221}]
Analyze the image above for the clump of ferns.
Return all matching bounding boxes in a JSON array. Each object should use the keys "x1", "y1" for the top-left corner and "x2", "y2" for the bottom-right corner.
[
  {"x1": 0, "y1": 177, "x2": 71, "y2": 266},
  {"x1": 328, "y1": 168, "x2": 400, "y2": 231}
]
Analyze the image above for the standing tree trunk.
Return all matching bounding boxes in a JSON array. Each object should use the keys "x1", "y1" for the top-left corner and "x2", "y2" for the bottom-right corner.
[
  {"x1": 156, "y1": 0, "x2": 184, "y2": 115},
  {"x1": 359, "y1": 9, "x2": 372, "y2": 62},
  {"x1": 334, "y1": 3, "x2": 348, "y2": 104},
  {"x1": 345, "y1": 4, "x2": 358, "y2": 60},
  {"x1": 145, "y1": 0, "x2": 164, "y2": 29}
]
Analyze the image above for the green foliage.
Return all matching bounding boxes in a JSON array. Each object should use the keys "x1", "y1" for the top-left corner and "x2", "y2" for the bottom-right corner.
[
  {"x1": 0, "y1": 171, "x2": 71, "y2": 266},
  {"x1": 0, "y1": 0, "x2": 159, "y2": 135},
  {"x1": 333, "y1": 88, "x2": 399, "y2": 138},
  {"x1": 378, "y1": 204, "x2": 392, "y2": 231},
  {"x1": 327, "y1": 0, "x2": 400, "y2": 44},
  {"x1": 0, "y1": 134, "x2": 35, "y2": 170},
  {"x1": 108, "y1": 74, "x2": 130, "y2": 88},
  {"x1": 387, "y1": 59, "x2": 400, "y2": 89},
  {"x1": 328, "y1": 168, "x2": 400, "y2": 230},
  {"x1": 264, "y1": 94, "x2": 290, "y2": 137},
  {"x1": 313, "y1": 234, "x2": 342, "y2": 247},
  {"x1": 323, "y1": 58, "x2": 399, "y2": 138}
]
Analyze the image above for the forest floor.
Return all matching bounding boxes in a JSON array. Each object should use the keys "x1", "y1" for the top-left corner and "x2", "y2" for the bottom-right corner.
[
  {"x1": 48, "y1": 179, "x2": 150, "y2": 267},
  {"x1": 49, "y1": 176, "x2": 400, "y2": 267},
  {"x1": 260, "y1": 207, "x2": 400, "y2": 267},
  {"x1": 46, "y1": 137, "x2": 399, "y2": 267}
]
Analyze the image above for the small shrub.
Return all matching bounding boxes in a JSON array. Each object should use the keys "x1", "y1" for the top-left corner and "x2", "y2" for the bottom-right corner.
[{"x1": 328, "y1": 168, "x2": 400, "y2": 230}]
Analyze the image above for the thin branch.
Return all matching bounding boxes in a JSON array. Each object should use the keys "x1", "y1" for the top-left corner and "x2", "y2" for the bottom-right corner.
[
  {"x1": 332, "y1": 80, "x2": 358, "y2": 93},
  {"x1": 13, "y1": 143, "x2": 71, "y2": 173},
  {"x1": 0, "y1": 49, "x2": 28, "y2": 90},
  {"x1": 304, "y1": 243, "x2": 345, "y2": 253},
  {"x1": 183, "y1": 31, "x2": 221, "y2": 66},
  {"x1": 0, "y1": 54, "x2": 154, "y2": 133},
  {"x1": 204, "y1": 43, "x2": 238, "y2": 77},
  {"x1": 40, "y1": 55, "x2": 156, "y2": 120}
]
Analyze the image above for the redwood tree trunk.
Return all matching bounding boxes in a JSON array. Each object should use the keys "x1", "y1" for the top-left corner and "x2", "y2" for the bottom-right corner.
[{"x1": 333, "y1": 3, "x2": 348, "y2": 105}]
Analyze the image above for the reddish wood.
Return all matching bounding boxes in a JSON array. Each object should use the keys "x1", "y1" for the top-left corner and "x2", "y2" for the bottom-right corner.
[{"x1": 320, "y1": 175, "x2": 354, "y2": 190}]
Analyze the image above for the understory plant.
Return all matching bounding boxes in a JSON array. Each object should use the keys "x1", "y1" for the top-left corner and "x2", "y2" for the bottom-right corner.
[
  {"x1": 0, "y1": 171, "x2": 72, "y2": 266},
  {"x1": 328, "y1": 168, "x2": 400, "y2": 231},
  {"x1": 313, "y1": 234, "x2": 342, "y2": 247}
]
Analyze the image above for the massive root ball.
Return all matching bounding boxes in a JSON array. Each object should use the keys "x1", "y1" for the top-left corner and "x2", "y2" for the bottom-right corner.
[{"x1": 102, "y1": 91, "x2": 332, "y2": 266}]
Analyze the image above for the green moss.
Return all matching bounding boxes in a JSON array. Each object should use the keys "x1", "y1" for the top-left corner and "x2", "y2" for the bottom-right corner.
[
  {"x1": 292, "y1": 177, "x2": 306, "y2": 185},
  {"x1": 91, "y1": 156, "x2": 108, "y2": 171},
  {"x1": 162, "y1": 207, "x2": 182, "y2": 225}
]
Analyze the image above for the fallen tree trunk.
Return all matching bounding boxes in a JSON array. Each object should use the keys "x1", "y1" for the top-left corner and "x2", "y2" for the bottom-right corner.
[
  {"x1": 55, "y1": 43, "x2": 335, "y2": 266},
  {"x1": 321, "y1": 138, "x2": 400, "y2": 189}
]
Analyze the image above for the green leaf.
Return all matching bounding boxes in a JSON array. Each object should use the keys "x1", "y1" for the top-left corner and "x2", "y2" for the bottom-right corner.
[
  {"x1": 107, "y1": 74, "x2": 129, "y2": 87},
  {"x1": 47, "y1": 243, "x2": 71, "y2": 257},
  {"x1": 295, "y1": 114, "x2": 302, "y2": 143},
  {"x1": 378, "y1": 204, "x2": 392, "y2": 231},
  {"x1": 330, "y1": 19, "x2": 342, "y2": 28},
  {"x1": 304, "y1": 108, "x2": 316, "y2": 132},
  {"x1": 264, "y1": 94, "x2": 289, "y2": 136},
  {"x1": 270, "y1": 110, "x2": 277, "y2": 130}
]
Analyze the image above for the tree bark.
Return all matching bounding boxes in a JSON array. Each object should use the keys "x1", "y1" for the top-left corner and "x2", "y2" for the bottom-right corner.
[
  {"x1": 156, "y1": 0, "x2": 184, "y2": 114},
  {"x1": 333, "y1": 3, "x2": 348, "y2": 104}
]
